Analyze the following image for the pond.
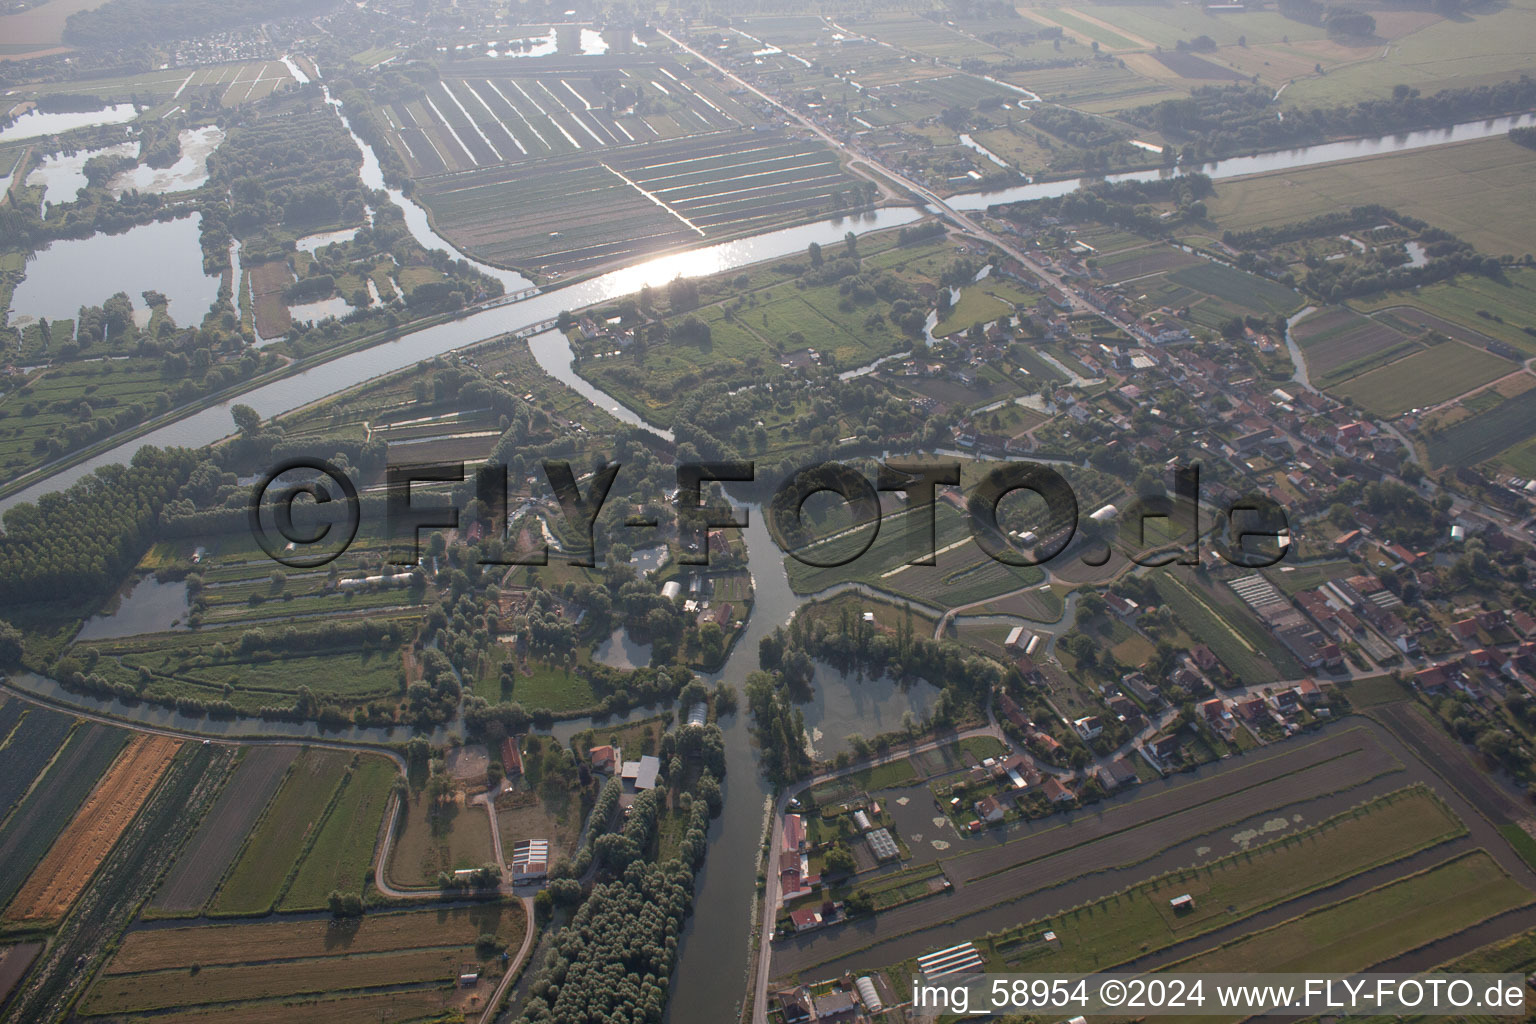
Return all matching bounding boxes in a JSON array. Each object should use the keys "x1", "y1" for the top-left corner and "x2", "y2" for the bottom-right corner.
[
  {"x1": 629, "y1": 543, "x2": 669, "y2": 575},
  {"x1": 8, "y1": 213, "x2": 220, "y2": 327},
  {"x1": 287, "y1": 295, "x2": 355, "y2": 324},
  {"x1": 109, "y1": 125, "x2": 224, "y2": 196},
  {"x1": 593, "y1": 627, "x2": 652, "y2": 671},
  {"x1": 294, "y1": 226, "x2": 360, "y2": 254},
  {"x1": 800, "y1": 660, "x2": 942, "y2": 760},
  {"x1": 75, "y1": 576, "x2": 190, "y2": 642},
  {"x1": 0, "y1": 103, "x2": 138, "y2": 143},
  {"x1": 25, "y1": 141, "x2": 137, "y2": 206}
]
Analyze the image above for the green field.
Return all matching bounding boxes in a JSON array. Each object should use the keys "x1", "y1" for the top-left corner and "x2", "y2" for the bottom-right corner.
[
  {"x1": 1033, "y1": 7, "x2": 1143, "y2": 50},
  {"x1": 810, "y1": 758, "x2": 919, "y2": 807},
  {"x1": 1331, "y1": 343, "x2": 1514, "y2": 417},
  {"x1": 1154, "y1": 574, "x2": 1298, "y2": 683},
  {"x1": 1424, "y1": 386, "x2": 1536, "y2": 469},
  {"x1": 1281, "y1": 1, "x2": 1536, "y2": 105},
  {"x1": 386, "y1": 791, "x2": 496, "y2": 888},
  {"x1": 975, "y1": 787, "x2": 1465, "y2": 972},
  {"x1": 1352, "y1": 268, "x2": 1536, "y2": 356},
  {"x1": 1207, "y1": 138, "x2": 1536, "y2": 257},
  {"x1": 208, "y1": 751, "x2": 351, "y2": 916},
  {"x1": 1167, "y1": 261, "x2": 1304, "y2": 317},
  {"x1": 1169, "y1": 850, "x2": 1531, "y2": 974},
  {"x1": 280, "y1": 755, "x2": 398, "y2": 910}
]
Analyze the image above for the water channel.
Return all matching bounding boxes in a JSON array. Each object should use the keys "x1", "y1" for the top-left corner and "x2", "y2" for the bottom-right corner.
[{"x1": 7, "y1": 96, "x2": 1536, "y2": 1022}]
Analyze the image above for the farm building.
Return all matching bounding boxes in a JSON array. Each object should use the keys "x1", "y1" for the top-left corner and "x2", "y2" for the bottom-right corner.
[
  {"x1": 1170, "y1": 893, "x2": 1195, "y2": 912},
  {"x1": 865, "y1": 827, "x2": 899, "y2": 861},
  {"x1": 621, "y1": 755, "x2": 660, "y2": 791},
  {"x1": 510, "y1": 839, "x2": 549, "y2": 883},
  {"x1": 500, "y1": 737, "x2": 523, "y2": 777},
  {"x1": 589, "y1": 744, "x2": 619, "y2": 773},
  {"x1": 856, "y1": 976, "x2": 883, "y2": 1013},
  {"x1": 917, "y1": 941, "x2": 984, "y2": 979}
]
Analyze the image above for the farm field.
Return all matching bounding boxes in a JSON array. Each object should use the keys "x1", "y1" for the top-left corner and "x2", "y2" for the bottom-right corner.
[
  {"x1": 1330, "y1": 342, "x2": 1515, "y2": 417},
  {"x1": 148, "y1": 745, "x2": 299, "y2": 916},
  {"x1": 5, "y1": 733, "x2": 181, "y2": 924},
  {"x1": 81, "y1": 628, "x2": 410, "y2": 716},
  {"x1": 0, "y1": 703, "x2": 74, "y2": 821},
  {"x1": 99, "y1": 991, "x2": 460, "y2": 1024},
  {"x1": 1351, "y1": 267, "x2": 1536, "y2": 357},
  {"x1": 0, "y1": 721, "x2": 129, "y2": 913},
  {"x1": 0, "y1": 359, "x2": 177, "y2": 483},
  {"x1": 207, "y1": 750, "x2": 351, "y2": 916},
  {"x1": 1078, "y1": 4, "x2": 1328, "y2": 50},
  {"x1": 969, "y1": 786, "x2": 1465, "y2": 973},
  {"x1": 1280, "y1": 0, "x2": 1536, "y2": 105},
  {"x1": 1165, "y1": 261, "x2": 1304, "y2": 317},
  {"x1": 1205, "y1": 138, "x2": 1536, "y2": 257},
  {"x1": 106, "y1": 904, "x2": 525, "y2": 973},
  {"x1": 1169, "y1": 850, "x2": 1532, "y2": 974},
  {"x1": 1292, "y1": 306, "x2": 1420, "y2": 384},
  {"x1": 385, "y1": 59, "x2": 748, "y2": 176},
  {"x1": 84, "y1": 948, "x2": 463, "y2": 1015},
  {"x1": 387, "y1": 791, "x2": 497, "y2": 888},
  {"x1": 280, "y1": 754, "x2": 399, "y2": 910},
  {"x1": 1424, "y1": 387, "x2": 1536, "y2": 471},
  {"x1": 417, "y1": 126, "x2": 862, "y2": 280},
  {"x1": 13, "y1": 60, "x2": 297, "y2": 105},
  {"x1": 1155, "y1": 574, "x2": 1300, "y2": 683}
]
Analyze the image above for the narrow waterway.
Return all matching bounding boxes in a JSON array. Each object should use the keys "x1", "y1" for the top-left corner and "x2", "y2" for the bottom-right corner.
[{"x1": 663, "y1": 505, "x2": 787, "y2": 1024}]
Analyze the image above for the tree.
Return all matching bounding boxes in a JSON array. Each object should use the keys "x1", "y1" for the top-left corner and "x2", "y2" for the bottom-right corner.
[
  {"x1": 823, "y1": 843, "x2": 856, "y2": 876},
  {"x1": 808, "y1": 241, "x2": 823, "y2": 269},
  {"x1": 327, "y1": 890, "x2": 364, "y2": 917},
  {"x1": 0, "y1": 620, "x2": 22, "y2": 667},
  {"x1": 231, "y1": 403, "x2": 261, "y2": 436}
]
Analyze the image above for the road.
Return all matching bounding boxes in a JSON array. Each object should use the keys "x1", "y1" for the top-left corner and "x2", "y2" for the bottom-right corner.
[
  {"x1": 752, "y1": 722, "x2": 1006, "y2": 1024},
  {"x1": 663, "y1": 29, "x2": 1138, "y2": 336}
]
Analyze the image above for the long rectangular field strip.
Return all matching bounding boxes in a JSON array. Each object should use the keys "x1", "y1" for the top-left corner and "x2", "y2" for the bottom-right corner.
[
  {"x1": 83, "y1": 949, "x2": 459, "y2": 1014},
  {"x1": 6, "y1": 733, "x2": 181, "y2": 924},
  {"x1": 84, "y1": 904, "x2": 526, "y2": 1019},
  {"x1": 0, "y1": 703, "x2": 74, "y2": 825},
  {"x1": 0, "y1": 721, "x2": 130, "y2": 913},
  {"x1": 207, "y1": 750, "x2": 351, "y2": 916},
  {"x1": 1170, "y1": 849, "x2": 1533, "y2": 975},
  {"x1": 280, "y1": 754, "x2": 399, "y2": 910},
  {"x1": 978, "y1": 786, "x2": 1466, "y2": 972},
  {"x1": 147, "y1": 745, "x2": 300, "y2": 916}
]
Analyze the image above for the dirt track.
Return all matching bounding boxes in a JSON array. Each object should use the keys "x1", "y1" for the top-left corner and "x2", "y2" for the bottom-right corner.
[{"x1": 6, "y1": 734, "x2": 180, "y2": 923}]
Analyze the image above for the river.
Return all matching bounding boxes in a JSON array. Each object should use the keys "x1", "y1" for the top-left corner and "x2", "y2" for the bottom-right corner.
[
  {"x1": 8, "y1": 107, "x2": 1535, "y2": 511},
  {"x1": 7, "y1": 100, "x2": 1536, "y2": 1024},
  {"x1": 947, "y1": 111, "x2": 1536, "y2": 211}
]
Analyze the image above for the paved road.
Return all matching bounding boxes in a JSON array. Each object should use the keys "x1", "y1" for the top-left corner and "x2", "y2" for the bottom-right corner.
[
  {"x1": 752, "y1": 723, "x2": 1004, "y2": 1024},
  {"x1": 665, "y1": 30, "x2": 1138, "y2": 338}
]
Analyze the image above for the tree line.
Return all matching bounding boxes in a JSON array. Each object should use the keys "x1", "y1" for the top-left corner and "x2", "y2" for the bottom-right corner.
[{"x1": 1131, "y1": 78, "x2": 1536, "y2": 163}]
